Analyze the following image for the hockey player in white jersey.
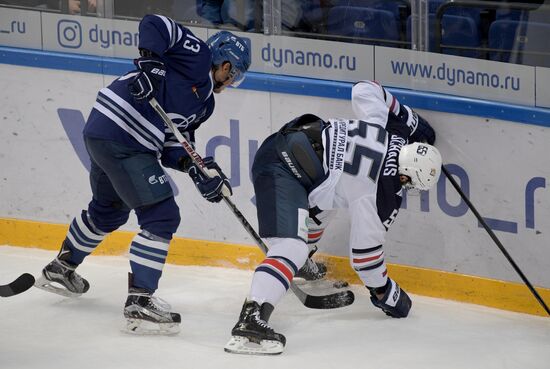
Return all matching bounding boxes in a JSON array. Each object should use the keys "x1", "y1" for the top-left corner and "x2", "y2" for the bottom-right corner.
[
  {"x1": 224, "y1": 80, "x2": 441, "y2": 355},
  {"x1": 299, "y1": 80, "x2": 437, "y2": 278}
]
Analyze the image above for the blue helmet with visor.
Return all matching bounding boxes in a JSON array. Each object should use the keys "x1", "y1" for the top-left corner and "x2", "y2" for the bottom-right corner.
[{"x1": 207, "y1": 31, "x2": 251, "y2": 87}]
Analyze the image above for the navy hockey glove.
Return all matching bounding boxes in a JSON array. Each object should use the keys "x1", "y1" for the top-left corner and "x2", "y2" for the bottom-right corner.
[
  {"x1": 368, "y1": 278, "x2": 411, "y2": 318},
  {"x1": 187, "y1": 157, "x2": 232, "y2": 203},
  {"x1": 409, "y1": 112, "x2": 436, "y2": 145},
  {"x1": 128, "y1": 51, "x2": 166, "y2": 101}
]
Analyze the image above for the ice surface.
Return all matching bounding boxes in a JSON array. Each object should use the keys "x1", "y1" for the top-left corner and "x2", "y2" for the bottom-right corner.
[{"x1": 1, "y1": 246, "x2": 549, "y2": 369}]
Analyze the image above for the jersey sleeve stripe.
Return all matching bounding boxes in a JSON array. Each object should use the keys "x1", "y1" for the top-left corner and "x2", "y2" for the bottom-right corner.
[
  {"x1": 93, "y1": 101, "x2": 160, "y2": 152},
  {"x1": 155, "y1": 15, "x2": 176, "y2": 50},
  {"x1": 98, "y1": 88, "x2": 164, "y2": 146}
]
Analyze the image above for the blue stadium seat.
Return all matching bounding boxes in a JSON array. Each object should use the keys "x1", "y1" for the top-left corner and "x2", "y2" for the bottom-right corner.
[
  {"x1": 327, "y1": 6, "x2": 400, "y2": 45},
  {"x1": 331, "y1": 0, "x2": 403, "y2": 20},
  {"x1": 429, "y1": 0, "x2": 481, "y2": 29},
  {"x1": 495, "y1": 7, "x2": 550, "y2": 23},
  {"x1": 489, "y1": 20, "x2": 550, "y2": 66},
  {"x1": 495, "y1": 9, "x2": 526, "y2": 22},
  {"x1": 488, "y1": 20, "x2": 522, "y2": 62},
  {"x1": 407, "y1": 14, "x2": 481, "y2": 57},
  {"x1": 301, "y1": 0, "x2": 324, "y2": 31}
]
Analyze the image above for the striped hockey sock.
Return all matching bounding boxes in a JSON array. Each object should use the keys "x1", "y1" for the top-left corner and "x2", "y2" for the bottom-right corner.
[
  {"x1": 63, "y1": 211, "x2": 106, "y2": 264},
  {"x1": 129, "y1": 231, "x2": 170, "y2": 291}
]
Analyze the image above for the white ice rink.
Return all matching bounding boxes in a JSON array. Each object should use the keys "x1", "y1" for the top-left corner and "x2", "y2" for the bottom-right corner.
[{"x1": 1, "y1": 246, "x2": 549, "y2": 369}]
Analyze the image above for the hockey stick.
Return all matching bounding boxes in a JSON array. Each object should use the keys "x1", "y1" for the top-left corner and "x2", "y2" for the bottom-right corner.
[
  {"x1": 149, "y1": 98, "x2": 354, "y2": 309},
  {"x1": 442, "y1": 166, "x2": 550, "y2": 316},
  {"x1": 0, "y1": 273, "x2": 35, "y2": 298}
]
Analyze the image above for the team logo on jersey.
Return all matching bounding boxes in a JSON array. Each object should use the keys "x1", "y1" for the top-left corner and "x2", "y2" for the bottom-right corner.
[
  {"x1": 167, "y1": 112, "x2": 196, "y2": 130},
  {"x1": 148, "y1": 174, "x2": 168, "y2": 185}
]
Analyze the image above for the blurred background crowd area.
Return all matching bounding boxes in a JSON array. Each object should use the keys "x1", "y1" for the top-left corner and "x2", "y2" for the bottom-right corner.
[{"x1": 1, "y1": 0, "x2": 549, "y2": 66}]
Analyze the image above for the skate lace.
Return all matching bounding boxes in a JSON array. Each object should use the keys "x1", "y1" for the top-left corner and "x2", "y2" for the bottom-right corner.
[
  {"x1": 148, "y1": 295, "x2": 172, "y2": 312},
  {"x1": 68, "y1": 271, "x2": 84, "y2": 284},
  {"x1": 251, "y1": 311, "x2": 270, "y2": 330},
  {"x1": 129, "y1": 292, "x2": 172, "y2": 312},
  {"x1": 303, "y1": 258, "x2": 319, "y2": 274}
]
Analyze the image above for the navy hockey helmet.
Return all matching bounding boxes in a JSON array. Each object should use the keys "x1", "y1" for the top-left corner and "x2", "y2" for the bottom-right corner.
[{"x1": 207, "y1": 31, "x2": 251, "y2": 87}]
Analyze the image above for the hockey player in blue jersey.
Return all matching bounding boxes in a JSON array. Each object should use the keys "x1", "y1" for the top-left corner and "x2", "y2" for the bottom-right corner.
[
  {"x1": 224, "y1": 81, "x2": 441, "y2": 355},
  {"x1": 34, "y1": 14, "x2": 251, "y2": 335}
]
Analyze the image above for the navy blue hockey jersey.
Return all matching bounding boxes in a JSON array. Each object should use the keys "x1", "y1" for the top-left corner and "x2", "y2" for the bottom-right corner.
[{"x1": 84, "y1": 15, "x2": 215, "y2": 170}]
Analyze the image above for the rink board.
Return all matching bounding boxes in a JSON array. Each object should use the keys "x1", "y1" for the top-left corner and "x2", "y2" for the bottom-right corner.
[
  {"x1": 1, "y1": 62, "x2": 549, "y2": 316},
  {"x1": 1, "y1": 218, "x2": 550, "y2": 317}
]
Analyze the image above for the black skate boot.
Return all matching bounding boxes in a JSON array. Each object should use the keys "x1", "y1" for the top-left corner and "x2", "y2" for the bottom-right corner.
[
  {"x1": 368, "y1": 278, "x2": 412, "y2": 318},
  {"x1": 224, "y1": 299, "x2": 286, "y2": 355},
  {"x1": 123, "y1": 273, "x2": 181, "y2": 335},
  {"x1": 34, "y1": 241, "x2": 90, "y2": 297}
]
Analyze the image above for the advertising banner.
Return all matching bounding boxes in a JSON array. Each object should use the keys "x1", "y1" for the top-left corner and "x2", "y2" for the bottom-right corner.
[
  {"x1": 40, "y1": 12, "x2": 207, "y2": 59},
  {"x1": 218, "y1": 31, "x2": 374, "y2": 83},
  {"x1": 1, "y1": 8, "x2": 546, "y2": 111},
  {"x1": 535, "y1": 67, "x2": 550, "y2": 109},
  {"x1": 375, "y1": 47, "x2": 536, "y2": 106},
  {"x1": 0, "y1": 8, "x2": 42, "y2": 49}
]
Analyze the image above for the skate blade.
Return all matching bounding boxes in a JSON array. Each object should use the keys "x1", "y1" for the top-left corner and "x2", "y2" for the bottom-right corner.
[
  {"x1": 123, "y1": 318, "x2": 180, "y2": 336},
  {"x1": 33, "y1": 276, "x2": 82, "y2": 298},
  {"x1": 224, "y1": 336, "x2": 284, "y2": 355}
]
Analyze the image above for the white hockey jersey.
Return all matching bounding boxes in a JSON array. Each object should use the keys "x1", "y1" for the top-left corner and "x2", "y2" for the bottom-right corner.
[{"x1": 308, "y1": 80, "x2": 418, "y2": 250}]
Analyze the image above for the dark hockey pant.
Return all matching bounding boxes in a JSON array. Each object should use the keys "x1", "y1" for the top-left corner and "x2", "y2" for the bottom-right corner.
[{"x1": 61, "y1": 137, "x2": 180, "y2": 291}]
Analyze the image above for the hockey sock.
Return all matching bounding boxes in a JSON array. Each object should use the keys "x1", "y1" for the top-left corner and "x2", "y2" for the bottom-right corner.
[
  {"x1": 129, "y1": 231, "x2": 170, "y2": 291},
  {"x1": 64, "y1": 210, "x2": 107, "y2": 265},
  {"x1": 352, "y1": 245, "x2": 388, "y2": 288},
  {"x1": 249, "y1": 237, "x2": 309, "y2": 306}
]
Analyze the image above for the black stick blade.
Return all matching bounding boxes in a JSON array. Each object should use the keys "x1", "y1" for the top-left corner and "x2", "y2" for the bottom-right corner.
[
  {"x1": 290, "y1": 282, "x2": 355, "y2": 309},
  {"x1": 304, "y1": 290, "x2": 355, "y2": 309},
  {"x1": 0, "y1": 273, "x2": 35, "y2": 297}
]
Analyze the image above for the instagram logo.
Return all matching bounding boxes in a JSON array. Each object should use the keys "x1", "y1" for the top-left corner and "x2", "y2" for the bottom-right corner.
[{"x1": 57, "y1": 20, "x2": 82, "y2": 49}]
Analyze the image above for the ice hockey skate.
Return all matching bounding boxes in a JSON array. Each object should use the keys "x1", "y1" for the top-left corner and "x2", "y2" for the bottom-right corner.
[
  {"x1": 225, "y1": 299, "x2": 286, "y2": 355},
  {"x1": 34, "y1": 243, "x2": 90, "y2": 298},
  {"x1": 123, "y1": 275, "x2": 181, "y2": 335},
  {"x1": 294, "y1": 257, "x2": 327, "y2": 281}
]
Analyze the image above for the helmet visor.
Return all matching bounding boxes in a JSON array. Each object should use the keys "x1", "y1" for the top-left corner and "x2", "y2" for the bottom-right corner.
[{"x1": 229, "y1": 68, "x2": 246, "y2": 87}]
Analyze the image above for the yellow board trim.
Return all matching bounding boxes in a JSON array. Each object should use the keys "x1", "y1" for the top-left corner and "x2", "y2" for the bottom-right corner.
[{"x1": 1, "y1": 217, "x2": 549, "y2": 317}]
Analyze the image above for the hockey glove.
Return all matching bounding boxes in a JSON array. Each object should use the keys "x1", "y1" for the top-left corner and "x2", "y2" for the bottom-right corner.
[
  {"x1": 128, "y1": 51, "x2": 166, "y2": 101},
  {"x1": 368, "y1": 278, "x2": 411, "y2": 318},
  {"x1": 187, "y1": 157, "x2": 232, "y2": 203},
  {"x1": 409, "y1": 112, "x2": 436, "y2": 145}
]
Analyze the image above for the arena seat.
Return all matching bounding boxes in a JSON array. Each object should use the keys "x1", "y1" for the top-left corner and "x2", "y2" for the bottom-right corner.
[{"x1": 327, "y1": 6, "x2": 400, "y2": 46}]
